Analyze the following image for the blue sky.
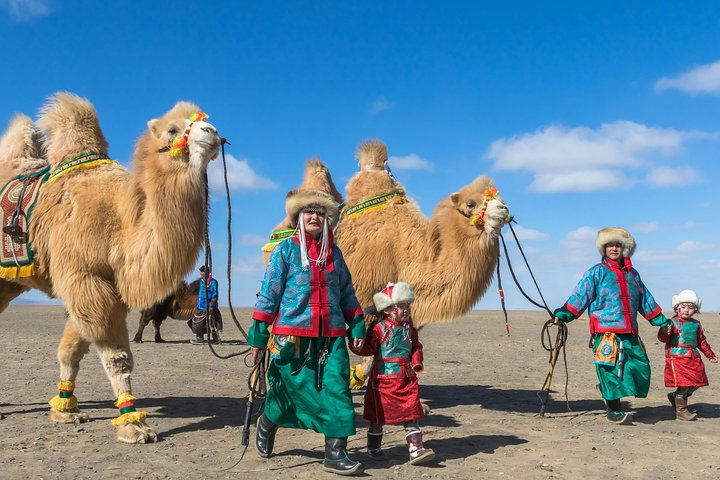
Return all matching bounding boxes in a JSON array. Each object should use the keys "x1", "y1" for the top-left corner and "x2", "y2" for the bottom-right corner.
[{"x1": 2, "y1": 1, "x2": 719, "y2": 314}]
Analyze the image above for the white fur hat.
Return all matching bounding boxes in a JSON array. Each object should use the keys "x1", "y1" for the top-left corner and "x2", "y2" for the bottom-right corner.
[
  {"x1": 373, "y1": 282, "x2": 415, "y2": 312},
  {"x1": 596, "y1": 227, "x2": 636, "y2": 258},
  {"x1": 285, "y1": 189, "x2": 340, "y2": 229},
  {"x1": 672, "y1": 289, "x2": 702, "y2": 309}
]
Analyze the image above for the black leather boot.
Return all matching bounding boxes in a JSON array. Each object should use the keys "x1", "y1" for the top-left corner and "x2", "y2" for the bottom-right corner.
[
  {"x1": 255, "y1": 414, "x2": 279, "y2": 458},
  {"x1": 366, "y1": 432, "x2": 386, "y2": 460},
  {"x1": 323, "y1": 436, "x2": 362, "y2": 475}
]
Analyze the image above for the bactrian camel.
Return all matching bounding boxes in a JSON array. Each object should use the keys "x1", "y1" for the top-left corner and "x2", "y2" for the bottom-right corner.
[
  {"x1": 0, "y1": 93, "x2": 221, "y2": 443},
  {"x1": 132, "y1": 279, "x2": 201, "y2": 343}
]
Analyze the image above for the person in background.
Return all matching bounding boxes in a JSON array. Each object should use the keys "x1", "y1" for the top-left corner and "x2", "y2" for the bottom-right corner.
[{"x1": 188, "y1": 265, "x2": 222, "y2": 345}]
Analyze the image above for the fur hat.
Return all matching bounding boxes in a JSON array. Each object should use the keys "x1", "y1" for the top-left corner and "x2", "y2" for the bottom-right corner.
[
  {"x1": 373, "y1": 282, "x2": 415, "y2": 312},
  {"x1": 285, "y1": 189, "x2": 339, "y2": 229},
  {"x1": 671, "y1": 289, "x2": 702, "y2": 309},
  {"x1": 596, "y1": 227, "x2": 636, "y2": 258}
]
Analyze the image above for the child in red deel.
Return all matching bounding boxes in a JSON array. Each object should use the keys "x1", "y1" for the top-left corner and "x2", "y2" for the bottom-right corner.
[
  {"x1": 658, "y1": 289, "x2": 717, "y2": 420},
  {"x1": 354, "y1": 282, "x2": 434, "y2": 465}
]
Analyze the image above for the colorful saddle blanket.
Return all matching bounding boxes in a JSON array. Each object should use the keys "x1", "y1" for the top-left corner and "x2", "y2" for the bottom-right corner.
[{"x1": 0, "y1": 166, "x2": 50, "y2": 278}]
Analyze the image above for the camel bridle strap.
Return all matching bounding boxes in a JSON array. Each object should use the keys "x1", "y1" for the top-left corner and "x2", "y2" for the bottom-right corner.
[
  {"x1": 46, "y1": 152, "x2": 113, "y2": 184},
  {"x1": 455, "y1": 187, "x2": 500, "y2": 226},
  {"x1": 497, "y1": 219, "x2": 570, "y2": 416}
]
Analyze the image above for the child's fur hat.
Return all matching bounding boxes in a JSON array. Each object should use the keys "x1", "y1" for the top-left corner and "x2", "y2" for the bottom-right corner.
[
  {"x1": 285, "y1": 189, "x2": 339, "y2": 229},
  {"x1": 672, "y1": 289, "x2": 702, "y2": 309},
  {"x1": 596, "y1": 227, "x2": 636, "y2": 258},
  {"x1": 373, "y1": 282, "x2": 415, "y2": 312}
]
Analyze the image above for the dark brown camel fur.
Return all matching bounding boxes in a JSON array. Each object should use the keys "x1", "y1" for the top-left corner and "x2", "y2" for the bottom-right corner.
[{"x1": 133, "y1": 280, "x2": 200, "y2": 343}]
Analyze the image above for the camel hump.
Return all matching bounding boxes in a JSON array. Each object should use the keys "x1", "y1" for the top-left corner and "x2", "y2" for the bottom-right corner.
[
  {"x1": 356, "y1": 139, "x2": 388, "y2": 171},
  {"x1": 300, "y1": 157, "x2": 343, "y2": 203},
  {"x1": 162, "y1": 101, "x2": 202, "y2": 121},
  {"x1": 0, "y1": 114, "x2": 45, "y2": 164},
  {"x1": 37, "y1": 92, "x2": 109, "y2": 167}
]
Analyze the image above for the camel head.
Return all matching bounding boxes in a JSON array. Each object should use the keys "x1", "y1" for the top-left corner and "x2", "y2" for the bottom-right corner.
[
  {"x1": 145, "y1": 101, "x2": 220, "y2": 172},
  {"x1": 0, "y1": 114, "x2": 48, "y2": 179},
  {"x1": 357, "y1": 139, "x2": 388, "y2": 171},
  {"x1": 37, "y1": 92, "x2": 109, "y2": 168},
  {"x1": 448, "y1": 176, "x2": 510, "y2": 238}
]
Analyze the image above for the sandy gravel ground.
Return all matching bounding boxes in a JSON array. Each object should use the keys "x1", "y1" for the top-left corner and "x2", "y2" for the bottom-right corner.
[{"x1": 1, "y1": 306, "x2": 719, "y2": 479}]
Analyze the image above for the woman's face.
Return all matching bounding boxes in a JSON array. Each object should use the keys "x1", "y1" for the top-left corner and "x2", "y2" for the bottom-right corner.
[
  {"x1": 604, "y1": 242, "x2": 623, "y2": 261},
  {"x1": 302, "y1": 209, "x2": 325, "y2": 238}
]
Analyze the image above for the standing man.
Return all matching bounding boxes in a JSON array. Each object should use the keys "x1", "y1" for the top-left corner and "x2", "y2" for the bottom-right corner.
[{"x1": 188, "y1": 265, "x2": 223, "y2": 344}]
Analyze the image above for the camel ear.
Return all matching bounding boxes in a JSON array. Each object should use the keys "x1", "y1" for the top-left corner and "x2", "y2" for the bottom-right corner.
[
  {"x1": 147, "y1": 119, "x2": 161, "y2": 139},
  {"x1": 449, "y1": 192, "x2": 460, "y2": 206}
]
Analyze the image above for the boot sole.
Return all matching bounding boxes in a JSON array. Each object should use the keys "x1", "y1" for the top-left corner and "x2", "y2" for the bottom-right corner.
[
  {"x1": 410, "y1": 450, "x2": 435, "y2": 465},
  {"x1": 322, "y1": 463, "x2": 363, "y2": 475}
]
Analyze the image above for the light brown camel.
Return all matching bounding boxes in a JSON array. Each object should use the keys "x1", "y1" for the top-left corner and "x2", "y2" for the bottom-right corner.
[
  {"x1": 132, "y1": 279, "x2": 201, "y2": 343},
  {"x1": 0, "y1": 92, "x2": 221, "y2": 443}
]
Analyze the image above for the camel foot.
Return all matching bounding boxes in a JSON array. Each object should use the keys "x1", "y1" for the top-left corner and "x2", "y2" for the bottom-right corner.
[
  {"x1": 50, "y1": 407, "x2": 90, "y2": 424},
  {"x1": 115, "y1": 421, "x2": 158, "y2": 444},
  {"x1": 132, "y1": 335, "x2": 143, "y2": 343}
]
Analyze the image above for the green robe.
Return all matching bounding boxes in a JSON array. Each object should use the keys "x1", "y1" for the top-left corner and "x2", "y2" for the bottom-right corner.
[
  {"x1": 248, "y1": 319, "x2": 364, "y2": 437},
  {"x1": 593, "y1": 333, "x2": 651, "y2": 401}
]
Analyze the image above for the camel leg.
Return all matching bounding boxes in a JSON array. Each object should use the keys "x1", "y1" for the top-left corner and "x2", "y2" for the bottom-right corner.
[
  {"x1": 132, "y1": 310, "x2": 152, "y2": 343},
  {"x1": 91, "y1": 305, "x2": 157, "y2": 444},
  {"x1": 49, "y1": 319, "x2": 92, "y2": 424},
  {"x1": 153, "y1": 316, "x2": 166, "y2": 343}
]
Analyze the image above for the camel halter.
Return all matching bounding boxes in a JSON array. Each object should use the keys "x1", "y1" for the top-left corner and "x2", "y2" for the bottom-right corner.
[
  {"x1": 458, "y1": 187, "x2": 500, "y2": 226},
  {"x1": 157, "y1": 110, "x2": 215, "y2": 158}
]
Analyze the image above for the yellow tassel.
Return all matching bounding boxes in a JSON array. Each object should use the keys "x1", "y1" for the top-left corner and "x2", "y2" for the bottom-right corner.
[
  {"x1": 111, "y1": 410, "x2": 148, "y2": 427},
  {"x1": 261, "y1": 242, "x2": 277, "y2": 253},
  {"x1": 58, "y1": 380, "x2": 75, "y2": 391},
  {"x1": 0, "y1": 263, "x2": 37, "y2": 279},
  {"x1": 48, "y1": 394, "x2": 78, "y2": 411},
  {"x1": 349, "y1": 364, "x2": 368, "y2": 390},
  {"x1": 114, "y1": 392, "x2": 137, "y2": 407}
]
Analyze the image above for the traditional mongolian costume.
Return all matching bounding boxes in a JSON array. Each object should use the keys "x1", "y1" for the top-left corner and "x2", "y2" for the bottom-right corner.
[
  {"x1": 248, "y1": 188, "x2": 365, "y2": 475},
  {"x1": 356, "y1": 282, "x2": 435, "y2": 465},
  {"x1": 554, "y1": 227, "x2": 670, "y2": 424},
  {"x1": 657, "y1": 289, "x2": 716, "y2": 420},
  {"x1": 188, "y1": 265, "x2": 223, "y2": 344}
]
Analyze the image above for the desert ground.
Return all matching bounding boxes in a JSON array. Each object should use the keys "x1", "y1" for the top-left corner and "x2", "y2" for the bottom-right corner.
[{"x1": 1, "y1": 306, "x2": 719, "y2": 480}]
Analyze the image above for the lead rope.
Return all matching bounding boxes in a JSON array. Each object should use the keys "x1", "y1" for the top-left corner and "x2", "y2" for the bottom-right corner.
[
  {"x1": 202, "y1": 139, "x2": 250, "y2": 360},
  {"x1": 498, "y1": 220, "x2": 570, "y2": 415}
]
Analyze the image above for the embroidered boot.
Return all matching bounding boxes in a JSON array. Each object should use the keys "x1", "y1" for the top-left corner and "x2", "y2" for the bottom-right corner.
[
  {"x1": 605, "y1": 399, "x2": 632, "y2": 424},
  {"x1": 255, "y1": 414, "x2": 279, "y2": 457},
  {"x1": 323, "y1": 437, "x2": 362, "y2": 475},
  {"x1": 675, "y1": 397, "x2": 697, "y2": 421},
  {"x1": 366, "y1": 432, "x2": 387, "y2": 460},
  {"x1": 406, "y1": 432, "x2": 435, "y2": 465}
]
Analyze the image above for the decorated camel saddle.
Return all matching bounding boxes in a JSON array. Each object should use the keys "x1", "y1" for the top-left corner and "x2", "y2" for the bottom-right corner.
[{"x1": 0, "y1": 152, "x2": 113, "y2": 279}]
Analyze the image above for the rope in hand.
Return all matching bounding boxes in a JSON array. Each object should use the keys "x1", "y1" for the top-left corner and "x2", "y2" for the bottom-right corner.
[
  {"x1": 201, "y1": 139, "x2": 250, "y2": 360},
  {"x1": 499, "y1": 220, "x2": 570, "y2": 415}
]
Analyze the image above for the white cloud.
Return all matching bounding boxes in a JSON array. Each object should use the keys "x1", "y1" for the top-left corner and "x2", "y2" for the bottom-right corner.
[
  {"x1": 237, "y1": 234, "x2": 268, "y2": 247},
  {"x1": 387, "y1": 154, "x2": 434, "y2": 171},
  {"x1": 646, "y1": 166, "x2": 702, "y2": 187},
  {"x1": 655, "y1": 60, "x2": 720, "y2": 95},
  {"x1": 697, "y1": 201, "x2": 711, "y2": 209},
  {"x1": 633, "y1": 250, "x2": 681, "y2": 262},
  {"x1": 677, "y1": 240, "x2": 716, "y2": 253},
  {"x1": 486, "y1": 121, "x2": 695, "y2": 193},
  {"x1": 509, "y1": 225, "x2": 550, "y2": 242},
  {"x1": 696, "y1": 259, "x2": 720, "y2": 270},
  {"x1": 233, "y1": 255, "x2": 266, "y2": 273},
  {"x1": 370, "y1": 97, "x2": 393, "y2": 114},
  {"x1": 207, "y1": 154, "x2": 277, "y2": 194},
  {"x1": 561, "y1": 226, "x2": 598, "y2": 261},
  {"x1": 0, "y1": 0, "x2": 50, "y2": 20},
  {"x1": 633, "y1": 221, "x2": 660, "y2": 233}
]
